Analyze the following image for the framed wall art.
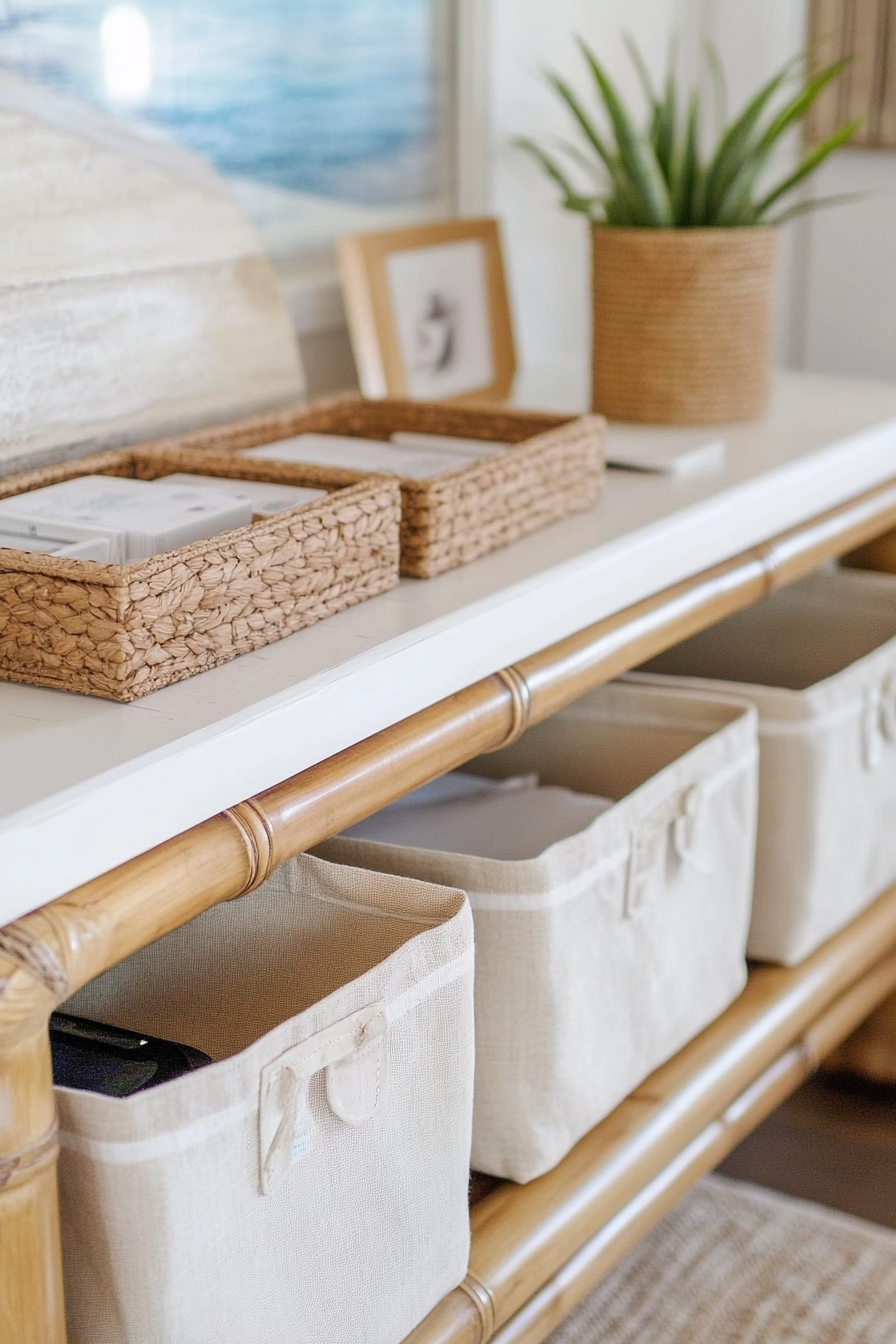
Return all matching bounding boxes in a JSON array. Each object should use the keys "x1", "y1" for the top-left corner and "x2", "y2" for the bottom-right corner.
[
  {"x1": 338, "y1": 217, "x2": 516, "y2": 401},
  {"x1": 0, "y1": 0, "x2": 459, "y2": 261}
]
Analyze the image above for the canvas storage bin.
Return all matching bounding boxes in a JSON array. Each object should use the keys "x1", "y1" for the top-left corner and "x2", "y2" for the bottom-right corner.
[
  {"x1": 317, "y1": 680, "x2": 758, "y2": 1183},
  {"x1": 55, "y1": 853, "x2": 475, "y2": 1344},
  {"x1": 638, "y1": 568, "x2": 896, "y2": 965}
]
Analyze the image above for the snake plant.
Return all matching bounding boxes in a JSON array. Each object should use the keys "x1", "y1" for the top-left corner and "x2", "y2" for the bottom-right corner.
[{"x1": 518, "y1": 38, "x2": 860, "y2": 227}]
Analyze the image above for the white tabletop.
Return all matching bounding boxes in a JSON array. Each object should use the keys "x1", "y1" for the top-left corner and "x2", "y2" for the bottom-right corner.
[{"x1": 3, "y1": 369, "x2": 896, "y2": 924}]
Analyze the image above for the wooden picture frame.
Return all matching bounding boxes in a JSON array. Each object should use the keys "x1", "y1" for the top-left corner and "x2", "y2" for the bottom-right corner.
[{"x1": 338, "y1": 217, "x2": 517, "y2": 402}]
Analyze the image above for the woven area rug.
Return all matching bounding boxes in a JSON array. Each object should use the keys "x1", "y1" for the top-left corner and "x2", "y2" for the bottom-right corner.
[{"x1": 547, "y1": 1175, "x2": 896, "y2": 1343}]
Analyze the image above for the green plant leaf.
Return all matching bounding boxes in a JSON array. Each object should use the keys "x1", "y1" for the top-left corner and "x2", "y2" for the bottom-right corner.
[
  {"x1": 544, "y1": 70, "x2": 615, "y2": 172},
  {"x1": 714, "y1": 161, "x2": 768, "y2": 224},
  {"x1": 554, "y1": 138, "x2": 652, "y2": 224},
  {"x1": 603, "y1": 191, "x2": 637, "y2": 225},
  {"x1": 704, "y1": 40, "x2": 729, "y2": 134},
  {"x1": 702, "y1": 56, "x2": 802, "y2": 220},
  {"x1": 767, "y1": 191, "x2": 865, "y2": 225},
  {"x1": 713, "y1": 136, "x2": 780, "y2": 224},
  {"x1": 753, "y1": 117, "x2": 862, "y2": 218},
  {"x1": 755, "y1": 58, "x2": 852, "y2": 154},
  {"x1": 670, "y1": 93, "x2": 701, "y2": 225},
  {"x1": 612, "y1": 160, "x2": 657, "y2": 225},
  {"x1": 515, "y1": 137, "x2": 601, "y2": 215},
  {"x1": 711, "y1": 60, "x2": 850, "y2": 225},
  {"x1": 523, "y1": 35, "x2": 858, "y2": 231},
  {"x1": 653, "y1": 51, "x2": 679, "y2": 183},
  {"x1": 553, "y1": 138, "x2": 607, "y2": 186},
  {"x1": 576, "y1": 37, "x2": 674, "y2": 225},
  {"x1": 623, "y1": 31, "x2": 659, "y2": 111}
]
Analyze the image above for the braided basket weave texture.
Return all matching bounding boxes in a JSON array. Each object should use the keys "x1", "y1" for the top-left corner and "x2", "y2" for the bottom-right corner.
[
  {"x1": 591, "y1": 226, "x2": 778, "y2": 425},
  {"x1": 159, "y1": 395, "x2": 606, "y2": 578},
  {"x1": 0, "y1": 447, "x2": 400, "y2": 701}
]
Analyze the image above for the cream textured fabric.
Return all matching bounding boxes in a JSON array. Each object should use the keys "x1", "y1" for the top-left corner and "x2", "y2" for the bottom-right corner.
[
  {"x1": 56, "y1": 853, "x2": 474, "y2": 1344},
  {"x1": 319, "y1": 681, "x2": 758, "y2": 1183},
  {"x1": 638, "y1": 568, "x2": 896, "y2": 965},
  {"x1": 546, "y1": 1175, "x2": 896, "y2": 1344},
  {"x1": 344, "y1": 779, "x2": 613, "y2": 860}
]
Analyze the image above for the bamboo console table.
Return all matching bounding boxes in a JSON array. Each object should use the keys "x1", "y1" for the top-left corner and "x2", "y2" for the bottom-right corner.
[{"x1": 4, "y1": 371, "x2": 896, "y2": 1344}]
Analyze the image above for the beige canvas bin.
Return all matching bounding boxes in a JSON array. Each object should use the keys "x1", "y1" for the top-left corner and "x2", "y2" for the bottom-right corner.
[
  {"x1": 55, "y1": 853, "x2": 475, "y2": 1344},
  {"x1": 637, "y1": 568, "x2": 896, "y2": 966},
  {"x1": 317, "y1": 680, "x2": 758, "y2": 1184}
]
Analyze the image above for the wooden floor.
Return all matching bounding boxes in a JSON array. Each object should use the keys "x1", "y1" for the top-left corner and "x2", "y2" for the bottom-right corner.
[{"x1": 719, "y1": 1072, "x2": 896, "y2": 1230}]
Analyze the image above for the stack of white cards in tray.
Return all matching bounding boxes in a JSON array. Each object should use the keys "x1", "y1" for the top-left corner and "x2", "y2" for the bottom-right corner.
[
  {"x1": 0, "y1": 474, "x2": 327, "y2": 563},
  {"x1": 157, "y1": 475, "x2": 326, "y2": 518},
  {"x1": 241, "y1": 431, "x2": 508, "y2": 479}
]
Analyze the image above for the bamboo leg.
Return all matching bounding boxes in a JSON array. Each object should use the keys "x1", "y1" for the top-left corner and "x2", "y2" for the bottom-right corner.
[{"x1": 0, "y1": 955, "x2": 64, "y2": 1344}]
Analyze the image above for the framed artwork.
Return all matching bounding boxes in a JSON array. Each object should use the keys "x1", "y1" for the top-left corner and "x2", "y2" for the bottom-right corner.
[
  {"x1": 338, "y1": 218, "x2": 516, "y2": 401},
  {"x1": 0, "y1": 0, "x2": 458, "y2": 260}
]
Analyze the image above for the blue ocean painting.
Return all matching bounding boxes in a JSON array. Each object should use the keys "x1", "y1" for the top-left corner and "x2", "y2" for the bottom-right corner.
[{"x1": 0, "y1": 0, "x2": 445, "y2": 204}]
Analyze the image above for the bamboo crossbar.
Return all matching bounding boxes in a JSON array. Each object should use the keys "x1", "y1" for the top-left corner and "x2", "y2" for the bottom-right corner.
[{"x1": 4, "y1": 474, "x2": 896, "y2": 1344}]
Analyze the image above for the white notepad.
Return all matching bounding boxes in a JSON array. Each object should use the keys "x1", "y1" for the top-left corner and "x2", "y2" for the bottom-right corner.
[
  {"x1": 606, "y1": 429, "x2": 726, "y2": 476},
  {"x1": 158, "y1": 474, "x2": 327, "y2": 517},
  {"x1": 241, "y1": 433, "x2": 477, "y2": 480},
  {"x1": 0, "y1": 476, "x2": 253, "y2": 563}
]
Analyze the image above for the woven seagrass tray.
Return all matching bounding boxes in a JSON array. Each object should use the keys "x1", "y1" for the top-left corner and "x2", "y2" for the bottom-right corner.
[
  {"x1": 145, "y1": 395, "x2": 606, "y2": 578},
  {"x1": 0, "y1": 447, "x2": 401, "y2": 702}
]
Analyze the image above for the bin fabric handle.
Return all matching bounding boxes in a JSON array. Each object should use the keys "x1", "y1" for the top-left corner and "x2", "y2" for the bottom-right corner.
[
  {"x1": 626, "y1": 783, "x2": 713, "y2": 917},
  {"x1": 259, "y1": 1003, "x2": 388, "y2": 1196}
]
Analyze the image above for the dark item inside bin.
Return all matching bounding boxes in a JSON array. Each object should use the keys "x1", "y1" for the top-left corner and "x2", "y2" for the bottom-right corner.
[{"x1": 50, "y1": 1010, "x2": 212, "y2": 1097}]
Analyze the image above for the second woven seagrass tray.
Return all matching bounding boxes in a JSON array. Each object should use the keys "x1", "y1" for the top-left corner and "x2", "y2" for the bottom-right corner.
[
  {"x1": 144, "y1": 395, "x2": 607, "y2": 578},
  {"x1": 0, "y1": 448, "x2": 400, "y2": 701}
]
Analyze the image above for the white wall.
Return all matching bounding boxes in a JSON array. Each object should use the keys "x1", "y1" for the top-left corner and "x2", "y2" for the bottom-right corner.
[
  {"x1": 488, "y1": 0, "x2": 692, "y2": 387},
  {"x1": 794, "y1": 150, "x2": 896, "y2": 381}
]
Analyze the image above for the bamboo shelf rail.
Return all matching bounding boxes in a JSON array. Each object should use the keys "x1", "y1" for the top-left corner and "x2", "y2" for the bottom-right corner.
[{"x1": 4, "y1": 471, "x2": 896, "y2": 1343}]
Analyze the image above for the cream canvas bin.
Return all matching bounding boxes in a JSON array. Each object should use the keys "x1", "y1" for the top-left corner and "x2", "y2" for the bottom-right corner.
[
  {"x1": 55, "y1": 853, "x2": 475, "y2": 1344},
  {"x1": 318, "y1": 681, "x2": 758, "y2": 1184},
  {"x1": 637, "y1": 568, "x2": 896, "y2": 966}
]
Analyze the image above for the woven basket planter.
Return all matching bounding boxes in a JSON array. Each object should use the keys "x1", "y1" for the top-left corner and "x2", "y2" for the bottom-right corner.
[
  {"x1": 0, "y1": 448, "x2": 400, "y2": 702},
  {"x1": 591, "y1": 226, "x2": 779, "y2": 425},
  {"x1": 157, "y1": 396, "x2": 606, "y2": 579}
]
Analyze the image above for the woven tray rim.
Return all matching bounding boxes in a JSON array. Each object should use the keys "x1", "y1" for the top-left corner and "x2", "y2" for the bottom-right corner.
[
  {"x1": 0, "y1": 447, "x2": 397, "y2": 585},
  {"x1": 149, "y1": 395, "x2": 607, "y2": 499}
]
